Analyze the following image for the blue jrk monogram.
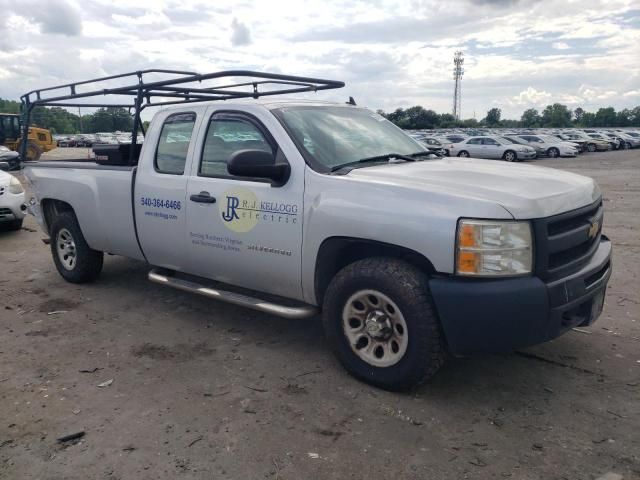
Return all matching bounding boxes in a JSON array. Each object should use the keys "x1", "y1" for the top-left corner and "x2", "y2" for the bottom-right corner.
[{"x1": 222, "y1": 196, "x2": 240, "y2": 222}]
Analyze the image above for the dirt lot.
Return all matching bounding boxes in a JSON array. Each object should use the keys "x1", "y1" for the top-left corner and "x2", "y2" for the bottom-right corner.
[{"x1": 1, "y1": 149, "x2": 639, "y2": 479}]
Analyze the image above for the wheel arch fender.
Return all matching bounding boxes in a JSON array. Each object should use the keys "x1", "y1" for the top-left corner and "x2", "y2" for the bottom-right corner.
[{"x1": 313, "y1": 237, "x2": 437, "y2": 306}]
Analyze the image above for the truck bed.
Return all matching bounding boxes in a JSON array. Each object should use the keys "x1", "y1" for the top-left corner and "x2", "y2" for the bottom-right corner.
[{"x1": 25, "y1": 162, "x2": 144, "y2": 261}]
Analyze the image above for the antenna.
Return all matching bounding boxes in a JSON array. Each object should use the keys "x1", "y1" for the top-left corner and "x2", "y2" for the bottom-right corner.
[{"x1": 452, "y1": 51, "x2": 464, "y2": 121}]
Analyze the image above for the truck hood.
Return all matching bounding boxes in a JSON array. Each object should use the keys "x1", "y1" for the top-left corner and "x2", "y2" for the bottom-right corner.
[{"x1": 347, "y1": 158, "x2": 600, "y2": 219}]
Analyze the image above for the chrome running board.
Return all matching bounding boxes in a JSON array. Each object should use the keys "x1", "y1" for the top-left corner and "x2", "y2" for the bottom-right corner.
[{"x1": 148, "y1": 269, "x2": 318, "y2": 320}]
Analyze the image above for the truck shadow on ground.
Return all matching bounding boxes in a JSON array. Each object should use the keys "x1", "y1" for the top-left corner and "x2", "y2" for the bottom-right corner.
[{"x1": 88, "y1": 255, "x2": 609, "y2": 403}]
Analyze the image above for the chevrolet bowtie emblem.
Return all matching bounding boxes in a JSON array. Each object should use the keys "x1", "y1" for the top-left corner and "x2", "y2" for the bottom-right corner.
[{"x1": 588, "y1": 221, "x2": 600, "y2": 239}]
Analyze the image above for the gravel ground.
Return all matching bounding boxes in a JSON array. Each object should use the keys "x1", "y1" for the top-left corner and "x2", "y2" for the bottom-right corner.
[{"x1": 1, "y1": 148, "x2": 639, "y2": 479}]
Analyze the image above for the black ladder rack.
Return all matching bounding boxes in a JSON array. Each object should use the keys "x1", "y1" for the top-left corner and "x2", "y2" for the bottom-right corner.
[{"x1": 20, "y1": 69, "x2": 345, "y2": 164}]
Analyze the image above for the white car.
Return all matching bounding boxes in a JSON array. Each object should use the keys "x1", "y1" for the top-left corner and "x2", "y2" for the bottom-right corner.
[
  {"x1": 0, "y1": 170, "x2": 26, "y2": 230},
  {"x1": 451, "y1": 136, "x2": 537, "y2": 161},
  {"x1": 516, "y1": 134, "x2": 579, "y2": 158}
]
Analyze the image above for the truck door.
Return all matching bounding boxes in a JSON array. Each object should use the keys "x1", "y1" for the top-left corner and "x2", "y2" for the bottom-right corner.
[
  {"x1": 134, "y1": 111, "x2": 198, "y2": 270},
  {"x1": 184, "y1": 110, "x2": 304, "y2": 300}
]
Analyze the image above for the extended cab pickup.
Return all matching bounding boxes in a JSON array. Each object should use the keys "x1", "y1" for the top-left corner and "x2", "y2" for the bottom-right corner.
[{"x1": 23, "y1": 72, "x2": 612, "y2": 390}]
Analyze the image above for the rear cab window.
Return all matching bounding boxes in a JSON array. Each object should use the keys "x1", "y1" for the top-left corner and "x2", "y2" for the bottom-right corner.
[{"x1": 155, "y1": 113, "x2": 196, "y2": 175}]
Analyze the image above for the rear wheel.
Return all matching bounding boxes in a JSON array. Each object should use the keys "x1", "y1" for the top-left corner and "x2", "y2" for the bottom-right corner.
[
  {"x1": 457, "y1": 150, "x2": 469, "y2": 158},
  {"x1": 50, "y1": 212, "x2": 103, "y2": 283},
  {"x1": 547, "y1": 147, "x2": 559, "y2": 158},
  {"x1": 587, "y1": 143, "x2": 597, "y2": 153},
  {"x1": 322, "y1": 258, "x2": 446, "y2": 391},
  {"x1": 503, "y1": 150, "x2": 517, "y2": 162}
]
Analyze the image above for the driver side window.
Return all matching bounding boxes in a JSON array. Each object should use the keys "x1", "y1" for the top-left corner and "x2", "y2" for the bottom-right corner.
[{"x1": 199, "y1": 116, "x2": 274, "y2": 178}]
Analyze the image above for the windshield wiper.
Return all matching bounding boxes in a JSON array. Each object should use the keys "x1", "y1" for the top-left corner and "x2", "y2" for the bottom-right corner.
[
  {"x1": 408, "y1": 151, "x2": 438, "y2": 158},
  {"x1": 330, "y1": 153, "x2": 416, "y2": 172}
]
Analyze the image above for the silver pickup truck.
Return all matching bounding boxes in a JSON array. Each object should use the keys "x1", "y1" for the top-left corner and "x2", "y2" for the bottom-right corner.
[{"x1": 22, "y1": 71, "x2": 612, "y2": 390}]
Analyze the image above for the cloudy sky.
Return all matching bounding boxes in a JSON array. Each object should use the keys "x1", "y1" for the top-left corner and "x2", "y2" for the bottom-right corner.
[{"x1": 0, "y1": 0, "x2": 638, "y2": 119}]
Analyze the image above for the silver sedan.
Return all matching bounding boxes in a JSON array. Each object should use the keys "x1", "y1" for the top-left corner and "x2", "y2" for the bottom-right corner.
[{"x1": 451, "y1": 136, "x2": 537, "y2": 162}]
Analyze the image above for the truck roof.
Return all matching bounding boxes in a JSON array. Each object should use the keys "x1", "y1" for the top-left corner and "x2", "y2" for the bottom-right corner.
[{"x1": 157, "y1": 98, "x2": 352, "y2": 113}]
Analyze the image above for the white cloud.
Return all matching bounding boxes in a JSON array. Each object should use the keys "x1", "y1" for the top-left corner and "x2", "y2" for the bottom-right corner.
[
  {"x1": 0, "y1": 0, "x2": 638, "y2": 119},
  {"x1": 512, "y1": 87, "x2": 553, "y2": 106}
]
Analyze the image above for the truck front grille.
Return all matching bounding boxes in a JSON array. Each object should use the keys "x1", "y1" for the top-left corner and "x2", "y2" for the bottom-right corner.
[{"x1": 533, "y1": 199, "x2": 603, "y2": 280}]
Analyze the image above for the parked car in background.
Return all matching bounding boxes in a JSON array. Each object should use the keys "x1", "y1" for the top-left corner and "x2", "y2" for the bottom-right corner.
[
  {"x1": 414, "y1": 136, "x2": 448, "y2": 156},
  {"x1": 615, "y1": 132, "x2": 640, "y2": 149},
  {"x1": 76, "y1": 134, "x2": 98, "y2": 147},
  {"x1": 57, "y1": 136, "x2": 77, "y2": 147},
  {"x1": 452, "y1": 136, "x2": 537, "y2": 161},
  {"x1": 561, "y1": 132, "x2": 610, "y2": 152},
  {"x1": 0, "y1": 169, "x2": 26, "y2": 230},
  {"x1": 587, "y1": 133, "x2": 619, "y2": 151},
  {"x1": 0, "y1": 145, "x2": 20, "y2": 170},
  {"x1": 515, "y1": 134, "x2": 579, "y2": 158},
  {"x1": 503, "y1": 135, "x2": 546, "y2": 157},
  {"x1": 95, "y1": 133, "x2": 118, "y2": 144}
]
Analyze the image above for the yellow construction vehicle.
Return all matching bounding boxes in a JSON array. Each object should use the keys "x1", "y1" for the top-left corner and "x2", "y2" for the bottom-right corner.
[{"x1": 0, "y1": 113, "x2": 56, "y2": 161}]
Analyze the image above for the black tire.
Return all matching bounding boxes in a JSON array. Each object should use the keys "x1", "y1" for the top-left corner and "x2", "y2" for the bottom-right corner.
[
  {"x1": 547, "y1": 147, "x2": 559, "y2": 158},
  {"x1": 457, "y1": 150, "x2": 469, "y2": 157},
  {"x1": 322, "y1": 257, "x2": 446, "y2": 391},
  {"x1": 624, "y1": 142, "x2": 631, "y2": 150},
  {"x1": 50, "y1": 211, "x2": 103, "y2": 283},
  {"x1": 503, "y1": 150, "x2": 517, "y2": 162},
  {"x1": 587, "y1": 143, "x2": 597, "y2": 153}
]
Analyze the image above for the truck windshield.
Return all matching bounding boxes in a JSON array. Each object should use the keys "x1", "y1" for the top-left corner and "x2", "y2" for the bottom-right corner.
[{"x1": 272, "y1": 106, "x2": 426, "y2": 172}]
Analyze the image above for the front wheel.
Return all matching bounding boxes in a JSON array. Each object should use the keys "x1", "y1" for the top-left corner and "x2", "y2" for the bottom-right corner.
[
  {"x1": 50, "y1": 212, "x2": 103, "y2": 283},
  {"x1": 547, "y1": 147, "x2": 559, "y2": 158},
  {"x1": 322, "y1": 258, "x2": 446, "y2": 391},
  {"x1": 587, "y1": 143, "x2": 597, "y2": 152},
  {"x1": 457, "y1": 150, "x2": 469, "y2": 158},
  {"x1": 624, "y1": 142, "x2": 631, "y2": 150},
  {"x1": 503, "y1": 150, "x2": 517, "y2": 162}
]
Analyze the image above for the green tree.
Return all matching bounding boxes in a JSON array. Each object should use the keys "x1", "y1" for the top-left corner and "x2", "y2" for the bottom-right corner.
[
  {"x1": 520, "y1": 108, "x2": 541, "y2": 127},
  {"x1": 438, "y1": 113, "x2": 457, "y2": 128},
  {"x1": 484, "y1": 108, "x2": 502, "y2": 127},
  {"x1": 593, "y1": 107, "x2": 617, "y2": 127},
  {"x1": 573, "y1": 107, "x2": 585, "y2": 125},
  {"x1": 541, "y1": 103, "x2": 572, "y2": 127},
  {"x1": 581, "y1": 112, "x2": 596, "y2": 127}
]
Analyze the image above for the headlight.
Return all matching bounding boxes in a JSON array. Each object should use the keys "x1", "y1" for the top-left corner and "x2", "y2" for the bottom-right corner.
[
  {"x1": 8, "y1": 176, "x2": 24, "y2": 194},
  {"x1": 456, "y1": 219, "x2": 532, "y2": 276}
]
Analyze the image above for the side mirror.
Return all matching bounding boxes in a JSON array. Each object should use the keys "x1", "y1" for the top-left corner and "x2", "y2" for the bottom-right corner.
[
  {"x1": 228, "y1": 149, "x2": 290, "y2": 184},
  {"x1": 0, "y1": 161, "x2": 10, "y2": 171}
]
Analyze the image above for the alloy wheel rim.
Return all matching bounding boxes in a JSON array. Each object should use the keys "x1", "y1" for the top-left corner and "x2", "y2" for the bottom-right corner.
[
  {"x1": 505, "y1": 152, "x2": 515, "y2": 161},
  {"x1": 342, "y1": 289, "x2": 408, "y2": 367},
  {"x1": 56, "y1": 228, "x2": 77, "y2": 271}
]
